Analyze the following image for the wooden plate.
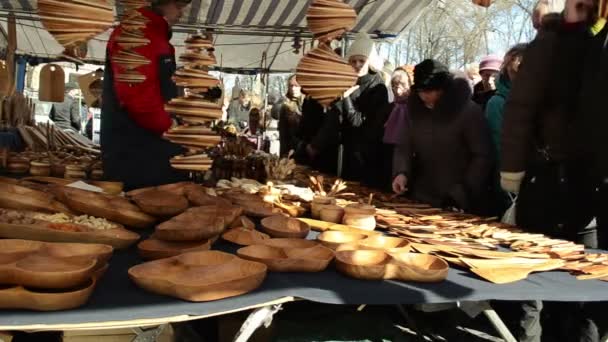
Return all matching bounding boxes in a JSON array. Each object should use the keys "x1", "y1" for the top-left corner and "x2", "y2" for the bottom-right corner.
[
  {"x1": 335, "y1": 250, "x2": 448, "y2": 283},
  {"x1": 260, "y1": 216, "x2": 310, "y2": 239},
  {"x1": 131, "y1": 190, "x2": 189, "y2": 217},
  {"x1": 317, "y1": 231, "x2": 367, "y2": 250},
  {"x1": 128, "y1": 251, "x2": 267, "y2": 302},
  {"x1": 237, "y1": 244, "x2": 334, "y2": 272},
  {"x1": 138, "y1": 238, "x2": 211, "y2": 260},
  {"x1": 222, "y1": 228, "x2": 270, "y2": 246}
]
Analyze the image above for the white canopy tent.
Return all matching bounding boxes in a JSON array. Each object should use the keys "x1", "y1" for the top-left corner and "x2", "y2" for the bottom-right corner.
[{"x1": 0, "y1": 0, "x2": 432, "y2": 72}]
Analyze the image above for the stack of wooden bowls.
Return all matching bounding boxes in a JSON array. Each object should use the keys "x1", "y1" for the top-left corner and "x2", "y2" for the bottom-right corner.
[
  {"x1": 113, "y1": 10, "x2": 151, "y2": 84},
  {"x1": 37, "y1": 0, "x2": 114, "y2": 62},
  {"x1": 164, "y1": 34, "x2": 223, "y2": 173},
  {"x1": 297, "y1": 0, "x2": 358, "y2": 108}
]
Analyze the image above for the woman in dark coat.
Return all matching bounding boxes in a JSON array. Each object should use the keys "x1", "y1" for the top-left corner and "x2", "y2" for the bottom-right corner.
[
  {"x1": 392, "y1": 59, "x2": 493, "y2": 214},
  {"x1": 300, "y1": 33, "x2": 389, "y2": 187}
]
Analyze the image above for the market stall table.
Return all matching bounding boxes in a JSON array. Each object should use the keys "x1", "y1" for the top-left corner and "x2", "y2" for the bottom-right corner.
[{"x1": 1, "y1": 232, "x2": 608, "y2": 332}]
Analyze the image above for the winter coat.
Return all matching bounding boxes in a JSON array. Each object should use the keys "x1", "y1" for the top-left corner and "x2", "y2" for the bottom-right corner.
[
  {"x1": 275, "y1": 95, "x2": 304, "y2": 157},
  {"x1": 101, "y1": 7, "x2": 186, "y2": 190},
  {"x1": 393, "y1": 74, "x2": 493, "y2": 213},
  {"x1": 572, "y1": 23, "x2": 608, "y2": 180},
  {"x1": 485, "y1": 74, "x2": 513, "y2": 216},
  {"x1": 295, "y1": 97, "x2": 338, "y2": 175},
  {"x1": 50, "y1": 95, "x2": 81, "y2": 132},
  {"x1": 332, "y1": 71, "x2": 389, "y2": 187},
  {"x1": 485, "y1": 74, "x2": 511, "y2": 157},
  {"x1": 500, "y1": 20, "x2": 589, "y2": 173},
  {"x1": 472, "y1": 81, "x2": 496, "y2": 110}
]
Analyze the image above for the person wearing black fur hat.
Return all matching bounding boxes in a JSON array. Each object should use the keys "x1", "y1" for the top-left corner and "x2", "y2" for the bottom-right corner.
[{"x1": 392, "y1": 59, "x2": 493, "y2": 214}]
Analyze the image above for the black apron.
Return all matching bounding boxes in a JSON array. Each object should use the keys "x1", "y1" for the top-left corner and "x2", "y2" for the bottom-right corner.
[{"x1": 100, "y1": 52, "x2": 187, "y2": 191}]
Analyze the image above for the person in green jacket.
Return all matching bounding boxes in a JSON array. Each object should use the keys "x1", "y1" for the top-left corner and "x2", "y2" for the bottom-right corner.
[
  {"x1": 485, "y1": 43, "x2": 528, "y2": 159},
  {"x1": 485, "y1": 43, "x2": 528, "y2": 217}
]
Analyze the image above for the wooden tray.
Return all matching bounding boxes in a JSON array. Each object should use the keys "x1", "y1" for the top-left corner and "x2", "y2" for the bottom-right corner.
[
  {"x1": 317, "y1": 231, "x2": 368, "y2": 250},
  {"x1": 55, "y1": 187, "x2": 156, "y2": 229},
  {"x1": 128, "y1": 251, "x2": 267, "y2": 302},
  {"x1": 0, "y1": 220, "x2": 139, "y2": 249},
  {"x1": 23, "y1": 177, "x2": 125, "y2": 195},
  {"x1": 130, "y1": 190, "x2": 189, "y2": 217},
  {"x1": 0, "y1": 239, "x2": 111, "y2": 289},
  {"x1": 138, "y1": 238, "x2": 211, "y2": 260},
  {"x1": 222, "y1": 228, "x2": 270, "y2": 246},
  {"x1": 0, "y1": 183, "x2": 71, "y2": 214},
  {"x1": 260, "y1": 216, "x2": 310, "y2": 239},
  {"x1": 237, "y1": 244, "x2": 334, "y2": 273},
  {"x1": 0, "y1": 277, "x2": 97, "y2": 311},
  {"x1": 335, "y1": 250, "x2": 449, "y2": 283}
]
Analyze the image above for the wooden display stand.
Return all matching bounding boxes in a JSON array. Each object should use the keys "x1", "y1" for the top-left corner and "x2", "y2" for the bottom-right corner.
[{"x1": 62, "y1": 325, "x2": 174, "y2": 342}]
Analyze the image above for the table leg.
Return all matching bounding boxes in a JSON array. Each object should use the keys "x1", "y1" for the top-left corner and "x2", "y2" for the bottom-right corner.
[
  {"x1": 483, "y1": 309, "x2": 517, "y2": 342},
  {"x1": 233, "y1": 304, "x2": 282, "y2": 342}
]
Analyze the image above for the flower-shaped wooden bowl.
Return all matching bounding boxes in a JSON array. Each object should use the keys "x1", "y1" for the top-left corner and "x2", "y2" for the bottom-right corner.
[{"x1": 237, "y1": 243, "x2": 333, "y2": 273}]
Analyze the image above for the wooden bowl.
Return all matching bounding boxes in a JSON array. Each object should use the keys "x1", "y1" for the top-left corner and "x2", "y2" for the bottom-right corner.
[
  {"x1": 7, "y1": 157, "x2": 30, "y2": 174},
  {"x1": 317, "y1": 231, "x2": 367, "y2": 250},
  {"x1": 260, "y1": 216, "x2": 310, "y2": 239},
  {"x1": 335, "y1": 250, "x2": 449, "y2": 283},
  {"x1": 222, "y1": 228, "x2": 270, "y2": 246},
  {"x1": 358, "y1": 236, "x2": 409, "y2": 250},
  {"x1": 0, "y1": 278, "x2": 97, "y2": 311},
  {"x1": 40, "y1": 243, "x2": 113, "y2": 265},
  {"x1": 131, "y1": 190, "x2": 189, "y2": 217},
  {"x1": 311, "y1": 196, "x2": 335, "y2": 219},
  {"x1": 261, "y1": 238, "x2": 319, "y2": 249},
  {"x1": 320, "y1": 205, "x2": 344, "y2": 223},
  {"x1": 10, "y1": 255, "x2": 97, "y2": 289},
  {"x1": 30, "y1": 161, "x2": 51, "y2": 177},
  {"x1": 237, "y1": 244, "x2": 333, "y2": 272},
  {"x1": 342, "y1": 204, "x2": 376, "y2": 231},
  {"x1": 128, "y1": 251, "x2": 267, "y2": 302},
  {"x1": 138, "y1": 238, "x2": 211, "y2": 260}
]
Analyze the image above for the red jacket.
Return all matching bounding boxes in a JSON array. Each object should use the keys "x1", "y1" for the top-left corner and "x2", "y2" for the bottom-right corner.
[{"x1": 107, "y1": 8, "x2": 174, "y2": 134}]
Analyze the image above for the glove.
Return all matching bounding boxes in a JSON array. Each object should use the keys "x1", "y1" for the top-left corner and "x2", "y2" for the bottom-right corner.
[{"x1": 500, "y1": 171, "x2": 526, "y2": 194}]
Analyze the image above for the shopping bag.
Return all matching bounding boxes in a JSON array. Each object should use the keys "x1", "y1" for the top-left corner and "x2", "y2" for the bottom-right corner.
[{"x1": 502, "y1": 193, "x2": 517, "y2": 225}]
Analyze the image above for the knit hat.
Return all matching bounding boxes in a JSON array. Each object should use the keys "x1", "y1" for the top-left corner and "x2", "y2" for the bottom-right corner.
[
  {"x1": 346, "y1": 32, "x2": 375, "y2": 59},
  {"x1": 479, "y1": 55, "x2": 503, "y2": 72},
  {"x1": 412, "y1": 59, "x2": 451, "y2": 91}
]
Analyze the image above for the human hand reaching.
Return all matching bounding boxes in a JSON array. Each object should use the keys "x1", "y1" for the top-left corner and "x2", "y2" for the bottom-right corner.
[{"x1": 392, "y1": 174, "x2": 408, "y2": 194}]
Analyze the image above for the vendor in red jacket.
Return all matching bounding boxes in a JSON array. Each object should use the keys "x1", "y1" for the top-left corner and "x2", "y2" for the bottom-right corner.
[{"x1": 100, "y1": 0, "x2": 191, "y2": 190}]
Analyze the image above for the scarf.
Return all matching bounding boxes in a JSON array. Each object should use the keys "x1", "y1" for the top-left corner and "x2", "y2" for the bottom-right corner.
[{"x1": 383, "y1": 97, "x2": 408, "y2": 145}]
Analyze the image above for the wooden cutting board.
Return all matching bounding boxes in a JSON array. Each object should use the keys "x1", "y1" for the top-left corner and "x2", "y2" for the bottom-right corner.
[{"x1": 39, "y1": 64, "x2": 66, "y2": 102}]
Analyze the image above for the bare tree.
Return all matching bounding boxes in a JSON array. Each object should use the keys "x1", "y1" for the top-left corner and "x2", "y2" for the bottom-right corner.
[{"x1": 383, "y1": 0, "x2": 538, "y2": 69}]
